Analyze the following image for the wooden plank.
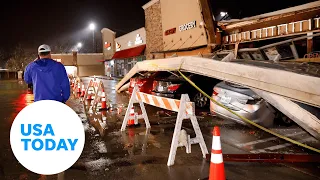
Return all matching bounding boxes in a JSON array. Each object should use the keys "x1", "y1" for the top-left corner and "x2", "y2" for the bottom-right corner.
[{"x1": 253, "y1": 89, "x2": 320, "y2": 140}]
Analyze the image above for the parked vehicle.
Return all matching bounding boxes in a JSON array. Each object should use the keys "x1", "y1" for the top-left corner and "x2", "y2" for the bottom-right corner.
[
  {"x1": 128, "y1": 71, "x2": 159, "y2": 95},
  {"x1": 210, "y1": 81, "x2": 295, "y2": 127},
  {"x1": 210, "y1": 81, "x2": 278, "y2": 127},
  {"x1": 152, "y1": 71, "x2": 220, "y2": 108}
]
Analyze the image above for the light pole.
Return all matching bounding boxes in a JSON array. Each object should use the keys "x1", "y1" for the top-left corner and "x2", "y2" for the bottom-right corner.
[{"x1": 89, "y1": 23, "x2": 95, "y2": 53}]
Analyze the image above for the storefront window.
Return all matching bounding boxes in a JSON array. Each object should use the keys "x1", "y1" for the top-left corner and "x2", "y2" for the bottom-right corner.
[{"x1": 110, "y1": 55, "x2": 146, "y2": 77}]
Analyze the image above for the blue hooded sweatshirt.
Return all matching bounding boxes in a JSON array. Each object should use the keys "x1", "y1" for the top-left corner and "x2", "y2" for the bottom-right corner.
[{"x1": 24, "y1": 58, "x2": 70, "y2": 103}]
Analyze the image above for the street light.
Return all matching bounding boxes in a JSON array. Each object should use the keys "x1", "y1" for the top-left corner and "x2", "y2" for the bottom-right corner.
[
  {"x1": 89, "y1": 23, "x2": 96, "y2": 53},
  {"x1": 89, "y1": 23, "x2": 95, "y2": 30},
  {"x1": 220, "y1": 12, "x2": 227, "y2": 17},
  {"x1": 77, "y1": 42, "x2": 82, "y2": 48}
]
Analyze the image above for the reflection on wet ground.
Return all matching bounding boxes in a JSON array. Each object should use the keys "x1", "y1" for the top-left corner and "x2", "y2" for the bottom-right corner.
[{"x1": 1, "y1": 79, "x2": 320, "y2": 180}]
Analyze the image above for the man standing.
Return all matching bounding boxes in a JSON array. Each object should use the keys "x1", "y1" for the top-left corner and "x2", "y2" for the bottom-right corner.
[{"x1": 24, "y1": 44, "x2": 70, "y2": 103}]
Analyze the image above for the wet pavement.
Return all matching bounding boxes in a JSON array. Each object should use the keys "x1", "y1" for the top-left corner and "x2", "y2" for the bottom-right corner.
[{"x1": 0, "y1": 78, "x2": 320, "y2": 180}]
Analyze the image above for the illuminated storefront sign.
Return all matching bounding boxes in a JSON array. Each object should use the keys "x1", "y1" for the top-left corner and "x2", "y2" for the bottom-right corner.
[
  {"x1": 116, "y1": 42, "x2": 121, "y2": 51},
  {"x1": 165, "y1": 28, "x2": 176, "y2": 36},
  {"x1": 179, "y1": 21, "x2": 196, "y2": 32},
  {"x1": 104, "y1": 42, "x2": 111, "y2": 50},
  {"x1": 135, "y1": 34, "x2": 143, "y2": 45}
]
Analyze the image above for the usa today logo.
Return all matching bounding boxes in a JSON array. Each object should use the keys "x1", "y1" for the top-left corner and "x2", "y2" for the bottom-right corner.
[{"x1": 10, "y1": 100, "x2": 85, "y2": 175}]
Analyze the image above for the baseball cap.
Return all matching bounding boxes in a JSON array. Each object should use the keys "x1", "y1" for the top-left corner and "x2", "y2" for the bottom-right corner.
[{"x1": 38, "y1": 44, "x2": 51, "y2": 53}]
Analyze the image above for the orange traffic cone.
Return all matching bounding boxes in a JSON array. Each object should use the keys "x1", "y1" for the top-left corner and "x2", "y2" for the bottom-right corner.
[
  {"x1": 80, "y1": 84, "x2": 86, "y2": 97},
  {"x1": 99, "y1": 92, "x2": 108, "y2": 111},
  {"x1": 127, "y1": 106, "x2": 135, "y2": 127},
  {"x1": 77, "y1": 82, "x2": 81, "y2": 93},
  {"x1": 209, "y1": 126, "x2": 225, "y2": 180}
]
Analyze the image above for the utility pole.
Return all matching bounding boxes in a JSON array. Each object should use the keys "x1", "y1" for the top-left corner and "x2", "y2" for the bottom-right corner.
[{"x1": 92, "y1": 30, "x2": 95, "y2": 53}]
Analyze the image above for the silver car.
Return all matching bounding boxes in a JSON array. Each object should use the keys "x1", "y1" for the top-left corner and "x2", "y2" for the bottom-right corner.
[{"x1": 210, "y1": 81, "x2": 276, "y2": 127}]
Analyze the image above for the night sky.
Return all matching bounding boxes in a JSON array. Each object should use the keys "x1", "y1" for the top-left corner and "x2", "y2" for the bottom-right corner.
[{"x1": 0, "y1": 0, "x2": 317, "y2": 54}]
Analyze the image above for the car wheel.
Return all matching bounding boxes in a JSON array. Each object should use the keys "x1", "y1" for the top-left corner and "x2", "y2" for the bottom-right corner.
[
  {"x1": 276, "y1": 112, "x2": 293, "y2": 126},
  {"x1": 193, "y1": 92, "x2": 209, "y2": 108},
  {"x1": 281, "y1": 115, "x2": 293, "y2": 126}
]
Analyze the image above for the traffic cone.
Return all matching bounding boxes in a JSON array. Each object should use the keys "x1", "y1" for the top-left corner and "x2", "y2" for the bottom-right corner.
[
  {"x1": 127, "y1": 106, "x2": 135, "y2": 126},
  {"x1": 99, "y1": 92, "x2": 108, "y2": 111},
  {"x1": 209, "y1": 126, "x2": 225, "y2": 180},
  {"x1": 80, "y1": 84, "x2": 86, "y2": 97},
  {"x1": 77, "y1": 82, "x2": 81, "y2": 93}
]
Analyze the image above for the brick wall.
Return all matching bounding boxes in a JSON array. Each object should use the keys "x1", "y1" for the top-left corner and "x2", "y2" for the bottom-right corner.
[{"x1": 144, "y1": 1, "x2": 164, "y2": 59}]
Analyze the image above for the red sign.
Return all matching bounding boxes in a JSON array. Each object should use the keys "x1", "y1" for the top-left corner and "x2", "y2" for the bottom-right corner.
[
  {"x1": 105, "y1": 42, "x2": 111, "y2": 49},
  {"x1": 165, "y1": 28, "x2": 176, "y2": 36}
]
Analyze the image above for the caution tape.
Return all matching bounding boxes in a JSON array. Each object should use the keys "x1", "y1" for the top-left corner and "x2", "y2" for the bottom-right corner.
[
  {"x1": 177, "y1": 70, "x2": 320, "y2": 154},
  {"x1": 143, "y1": 62, "x2": 320, "y2": 153}
]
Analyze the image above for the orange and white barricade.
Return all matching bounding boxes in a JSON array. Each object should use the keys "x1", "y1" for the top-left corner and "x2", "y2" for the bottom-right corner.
[
  {"x1": 84, "y1": 80, "x2": 96, "y2": 101},
  {"x1": 72, "y1": 80, "x2": 78, "y2": 93},
  {"x1": 93, "y1": 76, "x2": 99, "y2": 92},
  {"x1": 121, "y1": 85, "x2": 208, "y2": 166},
  {"x1": 77, "y1": 82, "x2": 81, "y2": 93},
  {"x1": 80, "y1": 84, "x2": 86, "y2": 97}
]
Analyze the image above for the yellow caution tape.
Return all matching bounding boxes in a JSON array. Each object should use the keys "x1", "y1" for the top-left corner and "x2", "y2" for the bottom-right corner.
[{"x1": 177, "y1": 70, "x2": 320, "y2": 154}]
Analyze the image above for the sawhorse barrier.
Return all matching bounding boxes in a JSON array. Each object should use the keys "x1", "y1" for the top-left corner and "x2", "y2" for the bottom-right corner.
[{"x1": 121, "y1": 85, "x2": 209, "y2": 166}]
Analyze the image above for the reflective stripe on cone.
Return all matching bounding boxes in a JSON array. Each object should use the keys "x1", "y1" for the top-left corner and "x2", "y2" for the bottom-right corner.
[
  {"x1": 80, "y1": 84, "x2": 85, "y2": 97},
  {"x1": 100, "y1": 92, "x2": 107, "y2": 110},
  {"x1": 127, "y1": 106, "x2": 135, "y2": 126}
]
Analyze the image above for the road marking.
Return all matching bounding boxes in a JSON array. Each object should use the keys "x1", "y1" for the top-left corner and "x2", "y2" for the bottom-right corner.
[
  {"x1": 250, "y1": 137, "x2": 316, "y2": 153},
  {"x1": 236, "y1": 131, "x2": 306, "y2": 147}
]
